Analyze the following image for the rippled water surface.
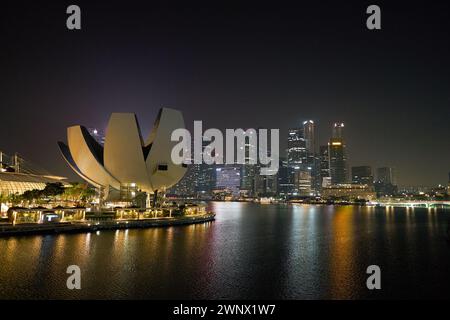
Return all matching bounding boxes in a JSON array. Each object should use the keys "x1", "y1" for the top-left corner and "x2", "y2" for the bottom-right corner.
[{"x1": 1, "y1": 202, "x2": 449, "y2": 299}]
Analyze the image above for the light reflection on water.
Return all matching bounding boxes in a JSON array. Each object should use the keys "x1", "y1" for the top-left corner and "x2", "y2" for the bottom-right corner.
[{"x1": 0, "y1": 202, "x2": 449, "y2": 299}]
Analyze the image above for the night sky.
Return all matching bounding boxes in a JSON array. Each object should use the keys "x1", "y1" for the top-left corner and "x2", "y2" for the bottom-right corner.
[{"x1": 1, "y1": 1, "x2": 449, "y2": 186}]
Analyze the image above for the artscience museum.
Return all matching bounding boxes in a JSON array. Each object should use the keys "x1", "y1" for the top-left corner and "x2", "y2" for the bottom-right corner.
[{"x1": 58, "y1": 108, "x2": 187, "y2": 202}]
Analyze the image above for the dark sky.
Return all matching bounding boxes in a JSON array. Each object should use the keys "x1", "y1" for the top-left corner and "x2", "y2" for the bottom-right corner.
[{"x1": 1, "y1": 1, "x2": 449, "y2": 186}]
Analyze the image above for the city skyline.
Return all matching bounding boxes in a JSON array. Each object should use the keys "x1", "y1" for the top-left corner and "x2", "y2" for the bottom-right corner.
[
  {"x1": 1, "y1": 2, "x2": 449, "y2": 186},
  {"x1": 1, "y1": 114, "x2": 448, "y2": 188},
  {"x1": 168, "y1": 119, "x2": 413, "y2": 199},
  {"x1": 1, "y1": 1, "x2": 450, "y2": 304}
]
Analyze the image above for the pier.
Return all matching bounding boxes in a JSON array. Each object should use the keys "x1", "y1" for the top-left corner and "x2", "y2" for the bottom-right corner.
[{"x1": 0, "y1": 213, "x2": 215, "y2": 237}]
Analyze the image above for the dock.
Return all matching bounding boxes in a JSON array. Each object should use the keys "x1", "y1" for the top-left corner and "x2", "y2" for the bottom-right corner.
[{"x1": 0, "y1": 213, "x2": 215, "y2": 237}]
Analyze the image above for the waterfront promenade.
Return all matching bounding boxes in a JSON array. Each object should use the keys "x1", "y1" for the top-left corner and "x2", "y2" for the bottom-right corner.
[
  {"x1": 0, "y1": 213, "x2": 215, "y2": 237},
  {"x1": 369, "y1": 200, "x2": 450, "y2": 208}
]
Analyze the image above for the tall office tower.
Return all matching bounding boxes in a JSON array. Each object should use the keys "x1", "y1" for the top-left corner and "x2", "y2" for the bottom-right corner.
[
  {"x1": 240, "y1": 164, "x2": 256, "y2": 195},
  {"x1": 215, "y1": 166, "x2": 241, "y2": 196},
  {"x1": 293, "y1": 168, "x2": 313, "y2": 196},
  {"x1": 328, "y1": 139, "x2": 347, "y2": 184},
  {"x1": 168, "y1": 140, "x2": 201, "y2": 197},
  {"x1": 287, "y1": 124, "x2": 318, "y2": 196},
  {"x1": 374, "y1": 167, "x2": 397, "y2": 197},
  {"x1": 168, "y1": 164, "x2": 199, "y2": 196},
  {"x1": 277, "y1": 158, "x2": 295, "y2": 198},
  {"x1": 254, "y1": 170, "x2": 278, "y2": 197},
  {"x1": 351, "y1": 166, "x2": 373, "y2": 185},
  {"x1": 319, "y1": 145, "x2": 330, "y2": 178},
  {"x1": 319, "y1": 144, "x2": 331, "y2": 190},
  {"x1": 287, "y1": 128, "x2": 307, "y2": 167},
  {"x1": 376, "y1": 167, "x2": 396, "y2": 185},
  {"x1": 193, "y1": 140, "x2": 216, "y2": 197},
  {"x1": 240, "y1": 129, "x2": 258, "y2": 196},
  {"x1": 196, "y1": 163, "x2": 215, "y2": 197},
  {"x1": 332, "y1": 122, "x2": 345, "y2": 139},
  {"x1": 303, "y1": 120, "x2": 316, "y2": 155},
  {"x1": 328, "y1": 123, "x2": 347, "y2": 184},
  {"x1": 303, "y1": 120, "x2": 320, "y2": 194},
  {"x1": 286, "y1": 128, "x2": 308, "y2": 196},
  {"x1": 447, "y1": 172, "x2": 450, "y2": 196}
]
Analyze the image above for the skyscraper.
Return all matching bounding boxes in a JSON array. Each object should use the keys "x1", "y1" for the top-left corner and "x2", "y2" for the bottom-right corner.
[
  {"x1": 303, "y1": 120, "x2": 320, "y2": 194},
  {"x1": 168, "y1": 139, "x2": 216, "y2": 198},
  {"x1": 376, "y1": 167, "x2": 396, "y2": 185},
  {"x1": 328, "y1": 123, "x2": 347, "y2": 184},
  {"x1": 240, "y1": 164, "x2": 256, "y2": 195},
  {"x1": 254, "y1": 168, "x2": 278, "y2": 197},
  {"x1": 351, "y1": 166, "x2": 373, "y2": 185},
  {"x1": 240, "y1": 129, "x2": 258, "y2": 196},
  {"x1": 168, "y1": 164, "x2": 199, "y2": 197},
  {"x1": 293, "y1": 168, "x2": 313, "y2": 196},
  {"x1": 286, "y1": 126, "x2": 315, "y2": 196},
  {"x1": 319, "y1": 145, "x2": 330, "y2": 188},
  {"x1": 215, "y1": 166, "x2": 241, "y2": 196},
  {"x1": 287, "y1": 128, "x2": 307, "y2": 167},
  {"x1": 319, "y1": 145, "x2": 330, "y2": 177},
  {"x1": 303, "y1": 120, "x2": 316, "y2": 155},
  {"x1": 447, "y1": 171, "x2": 450, "y2": 196},
  {"x1": 374, "y1": 167, "x2": 397, "y2": 197},
  {"x1": 277, "y1": 158, "x2": 294, "y2": 198},
  {"x1": 332, "y1": 122, "x2": 344, "y2": 139}
]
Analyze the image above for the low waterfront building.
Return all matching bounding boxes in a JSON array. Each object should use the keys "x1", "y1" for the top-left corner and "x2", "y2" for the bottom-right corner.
[
  {"x1": 0, "y1": 172, "x2": 67, "y2": 196},
  {"x1": 7, "y1": 207, "x2": 85, "y2": 224},
  {"x1": 7, "y1": 203, "x2": 207, "y2": 224},
  {"x1": 321, "y1": 183, "x2": 376, "y2": 201}
]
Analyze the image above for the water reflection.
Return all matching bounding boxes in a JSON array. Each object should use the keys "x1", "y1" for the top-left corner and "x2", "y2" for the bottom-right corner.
[
  {"x1": 0, "y1": 203, "x2": 449, "y2": 299},
  {"x1": 329, "y1": 206, "x2": 357, "y2": 299}
]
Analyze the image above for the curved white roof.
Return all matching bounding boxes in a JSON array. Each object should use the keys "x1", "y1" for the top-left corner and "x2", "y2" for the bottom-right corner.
[{"x1": 58, "y1": 108, "x2": 187, "y2": 197}]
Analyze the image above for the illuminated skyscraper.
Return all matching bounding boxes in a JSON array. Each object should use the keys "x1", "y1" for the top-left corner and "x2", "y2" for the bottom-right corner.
[
  {"x1": 303, "y1": 120, "x2": 320, "y2": 194},
  {"x1": 287, "y1": 128, "x2": 307, "y2": 167},
  {"x1": 376, "y1": 167, "x2": 396, "y2": 185},
  {"x1": 352, "y1": 166, "x2": 373, "y2": 185},
  {"x1": 215, "y1": 166, "x2": 241, "y2": 196},
  {"x1": 277, "y1": 158, "x2": 294, "y2": 198},
  {"x1": 328, "y1": 123, "x2": 347, "y2": 184},
  {"x1": 447, "y1": 171, "x2": 450, "y2": 196},
  {"x1": 254, "y1": 168, "x2": 278, "y2": 197},
  {"x1": 374, "y1": 167, "x2": 397, "y2": 197},
  {"x1": 303, "y1": 120, "x2": 316, "y2": 155},
  {"x1": 170, "y1": 139, "x2": 216, "y2": 198},
  {"x1": 332, "y1": 122, "x2": 344, "y2": 139},
  {"x1": 319, "y1": 145, "x2": 330, "y2": 182},
  {"x1": 240, "y1": 129, "x2": 258, "y2": 196},
  {"x1": 293, "y1": 168, "x2": 312, "y2": 196},
  {"x1": 168, "y1": 164, "x2": 199, "y2": 197},
  {"x1": 196, "y1": 140, "x2": 217, "y2": 197},
  {"x1": 286, "y1": 124, "x2": 319, "y2": 196}
]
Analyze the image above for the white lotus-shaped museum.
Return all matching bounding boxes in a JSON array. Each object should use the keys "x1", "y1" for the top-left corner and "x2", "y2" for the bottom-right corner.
[{"x1": 58, "y1": 108, "x2": 187, "y2": 199}]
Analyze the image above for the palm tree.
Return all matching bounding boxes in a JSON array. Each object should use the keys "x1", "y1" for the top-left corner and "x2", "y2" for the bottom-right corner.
[
  {"x1": 7, "y1": 193, "x2": 21, "y2": 206},
  {"x1": 63, "y1": 182, "x2": 96, "y2": 206}
]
